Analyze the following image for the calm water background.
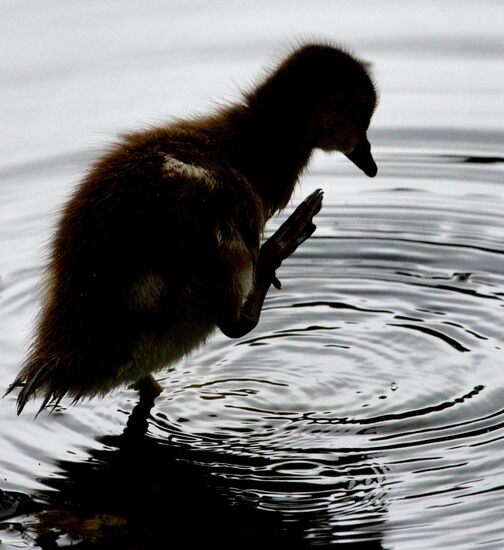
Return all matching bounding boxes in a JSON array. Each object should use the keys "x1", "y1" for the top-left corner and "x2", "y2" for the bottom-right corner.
[{"x1": 1, "y1": 1, "x2": 504, "y2": 548}]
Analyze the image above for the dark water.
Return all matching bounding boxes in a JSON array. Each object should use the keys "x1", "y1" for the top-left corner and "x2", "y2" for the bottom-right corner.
[{"x1": 1, "y1": 2, "x2": 504, "y2": 548}]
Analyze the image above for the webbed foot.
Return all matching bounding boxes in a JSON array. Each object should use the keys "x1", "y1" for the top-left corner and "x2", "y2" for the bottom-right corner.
[{"x1": 259, "y1": 189, "x2": 323, "y2": 287}]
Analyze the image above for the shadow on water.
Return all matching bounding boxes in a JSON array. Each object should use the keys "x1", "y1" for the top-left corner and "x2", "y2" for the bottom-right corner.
[{"x1": 1, "y1": 395, "x2": 385, "y2": 549}]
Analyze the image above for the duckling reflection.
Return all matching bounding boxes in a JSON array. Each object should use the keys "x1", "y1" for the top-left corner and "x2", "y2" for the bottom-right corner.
[
  {"x1": 21, "y1": 399, "x2": 385, "y2": 549},
  {"x1": 7, "y1": 43, "x2": 378, "y2": 413}
]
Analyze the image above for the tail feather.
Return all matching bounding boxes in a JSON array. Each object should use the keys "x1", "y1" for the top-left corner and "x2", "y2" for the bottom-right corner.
[{"x1": 4, "y1": 358, "x2": 63, "y2": 415}]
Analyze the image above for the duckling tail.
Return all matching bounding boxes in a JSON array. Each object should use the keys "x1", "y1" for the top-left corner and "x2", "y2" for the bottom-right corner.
[{"x1": 4, "y1": 358, "x2": 61, "y2": 416}]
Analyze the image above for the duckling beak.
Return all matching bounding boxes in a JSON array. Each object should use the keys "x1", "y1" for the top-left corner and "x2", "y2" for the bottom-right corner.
[{"x1": 345, "y1": 138, "x2": 377, "y2": 178}]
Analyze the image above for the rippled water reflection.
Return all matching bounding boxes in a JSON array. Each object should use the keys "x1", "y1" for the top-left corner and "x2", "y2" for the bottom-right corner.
[{"x1": 2, "y1": 2, "x2": 504, "y2": 549}]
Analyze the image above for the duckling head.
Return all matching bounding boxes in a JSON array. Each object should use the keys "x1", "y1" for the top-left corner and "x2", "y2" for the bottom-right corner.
[{"x1": 249, "y1": 43, "x2": 378, "y2": 177}]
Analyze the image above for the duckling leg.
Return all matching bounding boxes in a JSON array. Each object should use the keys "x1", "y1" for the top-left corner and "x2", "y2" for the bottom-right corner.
[
  {"x1": 125, "y1": 376, "x2": 161, "y2": 436},
  {"x1": 121, "y1": 375, "x2": 162, "y2": 434},
  {"x1": 132, "y1": 374, "x2": 163, "y2": 400},
  {"x1": 217, "y1": 189, "x2": 323, "y2": 339}
]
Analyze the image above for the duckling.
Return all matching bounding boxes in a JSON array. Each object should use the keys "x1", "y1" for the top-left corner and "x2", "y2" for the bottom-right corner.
[{"x1": 7, "y1": 43, "x2": 378, "y2": 414}]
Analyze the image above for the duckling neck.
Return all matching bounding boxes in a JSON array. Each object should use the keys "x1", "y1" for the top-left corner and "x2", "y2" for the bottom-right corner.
[{"x1": 215, "y1": 106, "x2": 313, "y2": 217}]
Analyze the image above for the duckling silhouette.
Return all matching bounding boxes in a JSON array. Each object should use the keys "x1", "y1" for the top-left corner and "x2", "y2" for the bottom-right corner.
[{"x1": 7, "y1": 43, "x2": 378, "y2": 414}]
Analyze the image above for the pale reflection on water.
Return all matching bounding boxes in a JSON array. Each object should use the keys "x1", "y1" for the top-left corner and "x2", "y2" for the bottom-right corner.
[{"x1": 1, "y1": 2, "x2": 504, "y2": 549}]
